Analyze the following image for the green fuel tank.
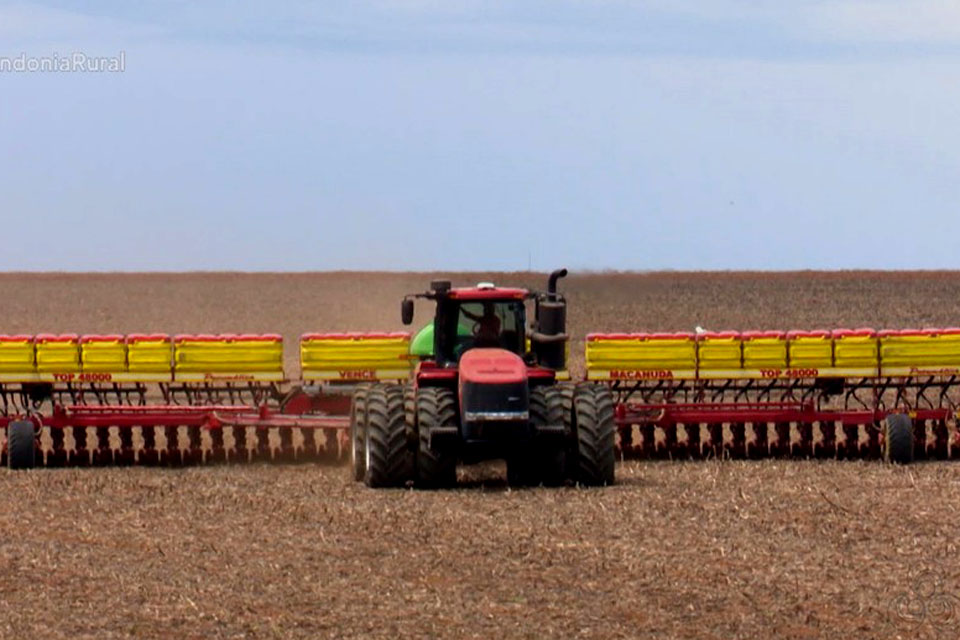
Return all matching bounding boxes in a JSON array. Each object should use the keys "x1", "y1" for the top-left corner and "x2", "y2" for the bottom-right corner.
[{"x1": 409, "y1": 323, "x2": 473, "y2": 358}]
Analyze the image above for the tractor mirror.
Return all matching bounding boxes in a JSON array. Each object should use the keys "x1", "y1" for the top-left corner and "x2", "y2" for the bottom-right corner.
[{"x1": 401, "y1": 299, "x2": 414, "y2": 325}]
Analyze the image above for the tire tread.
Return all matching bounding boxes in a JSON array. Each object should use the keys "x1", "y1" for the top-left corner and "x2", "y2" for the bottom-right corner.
[
  {"x1": 364, "y1": 384, "x2": 414, "y2": 487},
  {"x1": 571, "y1": 384, "x2": 616, "y2": 485},
  {"x1": 884, "y1": 413, "x2": 914, "y2": 465},
  {"x1": 7, "y1": 420, "x2": 36, "y2": 470},
  {"x1": 416, "y1": 387, "x2": 458, "y2": 488}
]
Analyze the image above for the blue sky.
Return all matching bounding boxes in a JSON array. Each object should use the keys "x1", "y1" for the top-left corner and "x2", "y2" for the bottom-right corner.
[{"x1": 1, "y1": 1, "x2": 959, "y2": 271}]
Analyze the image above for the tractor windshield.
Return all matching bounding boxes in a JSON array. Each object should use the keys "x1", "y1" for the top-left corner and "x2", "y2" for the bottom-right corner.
[{"x1": 437, "y1": 299, "x2": 525, "y2": 362}]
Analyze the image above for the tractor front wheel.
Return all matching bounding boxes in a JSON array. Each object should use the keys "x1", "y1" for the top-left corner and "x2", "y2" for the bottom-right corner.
[
  {"x1": 567, "y1": 384, "x2": 616, "y2": 486},
  {"x1": 349, "y1": 385, "x2": 370, "y2": 482},
  {"x1": 416, "y1": 387, "x2": 458, "y2": 489},
  {"x1": 364, "y1": 384, "x2": 414, "y2": 487},
  {"x1": 507, "y1": 386, "x2": 566, "y2": 487}
]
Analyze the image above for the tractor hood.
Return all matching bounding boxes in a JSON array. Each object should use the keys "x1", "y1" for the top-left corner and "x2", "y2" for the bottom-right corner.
[
  {"x1": 458, "y1": 349, "x2": 530, "y2": 428},
  {"x1": 458, "y1": 349, "x2": 527, "y2": 385}
]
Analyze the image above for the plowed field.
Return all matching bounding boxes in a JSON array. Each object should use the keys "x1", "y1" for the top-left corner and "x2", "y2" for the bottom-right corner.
[{"x1": 2, "y1": 271, "x2": 959, "y2": 639}]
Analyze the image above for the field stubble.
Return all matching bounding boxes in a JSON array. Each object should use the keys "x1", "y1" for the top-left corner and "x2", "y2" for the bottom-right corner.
[{"x1": 2, "y1": 271, "x2": 960, "y2": 639}]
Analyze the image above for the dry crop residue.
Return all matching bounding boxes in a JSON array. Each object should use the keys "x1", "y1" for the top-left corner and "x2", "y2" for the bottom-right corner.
[{"x1": 2, "y1": 271, "x2": 960, "y2": 639}]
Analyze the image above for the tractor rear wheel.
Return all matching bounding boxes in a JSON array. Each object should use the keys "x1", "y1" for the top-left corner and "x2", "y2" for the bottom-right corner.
[
  {"x1": 364, "y1": 384, "x2": 414, "y2": 487},
  {"x1": 884, "y1": 413, "x2": 914, "y2": 464},
  {"x1": 507, "y1": 386, "x2": 566, "y2": 487},
  {"x1": 7, "y1": 420, "x2": 36, "y2": 470},
  {"x1": 350, "y1": 385, "x2": 370, "y2": 482},
  {"x1": 416, "y1": 387, "x2": 458, "y2": 489},
  {"x1": 568, "y1": 383, "x2": 616, "y2": 486}
]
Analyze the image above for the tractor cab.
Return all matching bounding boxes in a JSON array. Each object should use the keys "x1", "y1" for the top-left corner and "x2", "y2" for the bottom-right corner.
[
  {"x1": 402, "y1": 270, "x2": 569, "y2": 372},
  {"x1": 433, "y1": 286, "x2": 527, "y2": 364}
]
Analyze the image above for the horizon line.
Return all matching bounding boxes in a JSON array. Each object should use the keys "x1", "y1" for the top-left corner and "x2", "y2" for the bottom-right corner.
[{"x1": 1, "y1": 268, "x2": 960, "y2": 276}]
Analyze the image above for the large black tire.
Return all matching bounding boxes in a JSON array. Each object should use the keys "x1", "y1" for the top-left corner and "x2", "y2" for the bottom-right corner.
[
  {"x1": 884, "y1": 413, "x2": 914, "y2": 464},
  {"x1": 349, "y1": 385, "x2": 371, "y2": 482},
  {"x1": 507, "y1": 386, "x2": 566, "y2": 487},
  {"x1": 403, "y1": 384, "x2": 418, "y2": 448},
  {"x1": 568, "y1": 384, "x2": 616, "y2": 486},
  {"x1": 364, "y1": 384, "x2": 414, "y2": 488},
  {"x1": 416, "y1": 387, "x2": 458, "y2": 489},
  {"x1": 558, "y1": 381, "x2": 580, "y2": 477},
  {"x1": 7, "y1": 420, "x2": 36, "y2": 470}
]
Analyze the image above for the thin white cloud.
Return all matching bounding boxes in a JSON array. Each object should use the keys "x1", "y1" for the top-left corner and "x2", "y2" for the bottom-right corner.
[
  {"x1": 5, "y1": 0, "x2": 960, "y2": 61},
  {"x1": 0, "y1": 3, "x2": 159, "y2": 46},
  {"x1": 811, "y1": 0, "x2": 960, "y2": 43},
  {"x1": 619, "y1": 0, "x2": 960, "y2": 45}
]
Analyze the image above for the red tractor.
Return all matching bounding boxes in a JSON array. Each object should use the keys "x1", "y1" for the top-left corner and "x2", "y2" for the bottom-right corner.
[{"x1": 350, "y1": 269, "x2": 616, "y2": 488}]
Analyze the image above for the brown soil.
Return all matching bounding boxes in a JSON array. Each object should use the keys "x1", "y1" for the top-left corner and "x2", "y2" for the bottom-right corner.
[{"x1": 1, "y1": 271, "x2": 960, "y2": 639}]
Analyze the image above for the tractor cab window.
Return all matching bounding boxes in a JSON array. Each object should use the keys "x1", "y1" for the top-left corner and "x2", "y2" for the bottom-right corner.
[{"x1": 437, "y1": 299, "x2": 525, "y2": 362}]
